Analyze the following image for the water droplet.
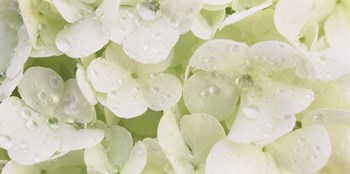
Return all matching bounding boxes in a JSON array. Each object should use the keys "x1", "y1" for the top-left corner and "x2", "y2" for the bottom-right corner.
[
  {"x1": 19, "y1": 140, "x2": 27, "y2": 149},
  {"x1": 37, "y1": 92, "x2": 47, "y2": 100},
  {"x1": 297, "y1": 138, "x2": 306, "y2": 146},
  {"x1": 200, "y1": 90, "x2": 209, "y2": 97},
  {"x1": 153, "y1": 32, "x2": 161, "y2": 40},
  {"x1": 56, "y1": 38, "x2": 72, "y2": 52},
  {"x1": 149, "y1": 73, "x2": 157, "y2": 79},
  {"x1": 48, "y1": 117, "x2": 60, "y2": 129},
  {"x1": 64, "y1": 97, "x2": 78, "y2": 114},
  {"x1": 38, "y1": 1, "x2": 51, "y2": 14},
  {"x1": 20, "y1": 109, "x2": 32, "y2": 120},
  {"x1": 72, "y1": 122, "x2": 87, "y2": 130},
  {"x1": 320, "y1": 55, "x2": 327, "y2": 62},
  {"x1": 208, "y1": 85, "x2": 220, "y2": 96},
  {"x1": 89, "y1": 69, "x2": 98, "y2": 77},
  {"x1": 242, "y1": 104, "x2": 260, "y2": 119},
  {"x1": 228, "y1": 45, "x2": 239, "y2": 52},
  {"x1": 151, "y1": 87, "x2": 160, "y2": 93},
  {"x1": 95, "y1": 8, "x2": 104, "y2": 17},
  {"x1": 236, "y1": 74, "x2": 254, "y2": 91},
  {"x1": 142, "y1": 42, "x2": 150, "y2": 50},
  {"x1": 0, "y1": 135, "x2": 12, "y2": 149},
  {"x1": 26, "y1": 120, "x2": 38, "y2": 130},
  {"x1": 204, "y1": 56, "x2": 216, "y2": 66},
  {"x1": 38, "y1": 23, "x2": 47, "y2": 31}
]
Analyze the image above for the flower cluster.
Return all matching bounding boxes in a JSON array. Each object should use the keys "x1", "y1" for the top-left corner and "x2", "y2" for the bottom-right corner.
[{"x1": 1, "y1": 0, "x2": 350, "y2": 173}]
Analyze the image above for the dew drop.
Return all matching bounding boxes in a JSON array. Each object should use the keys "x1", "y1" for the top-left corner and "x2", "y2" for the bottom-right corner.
[
  {"x1": 48, "y1": 117, "x2": 60, "y2": 129},
  {"x1": 89, "y1": 69, "x2": 98, "y2": 77},
  {"x1": 204, "y1": 56, "x2": 216, "y2": 66},
  {"x1": 137, "y1": 0, "x2": 160, "y2": 21},
  {"x1": 142, "y1": 42, "x2": 150, "y2": 50},
  {"x1": 26, "y1": 120, "x2": 38, "y2": 130},
  {"x1": 38, "y1": 23, "x2": 47, "y2": 31},
  {"x1": 37, "y1": 92, "x2": 47, "y2": 100},
  {"x1": 151, "y1": 87, "x2": 160, "y2": 93},
  {"x1": 242, "y1": 104, "x2": 260, "y2": 119},
  {"x1": 56, "y1": 38, "x2": 72, "y2": 52},
  {"x1": 20, "y1": 109, "x2": 32, "y2": 120},
  {"x1": 208, "y1": 85, "x2": 220, "y2": 96},
  {"x1": 153, "y1": 32, "x2": 161, "y2": 40},
  {"x1": 0, "y1": 135, "x2": 12, "y2": 149},
  {"x1": 72, "y1": 122, "x2": 87, "y2": 130},
  {"x1": 236, "y1": 74, "x2": 254, "y2": 91},
  {"x1": 49, "y1": 76, "x2": 60, "y2": 88}
]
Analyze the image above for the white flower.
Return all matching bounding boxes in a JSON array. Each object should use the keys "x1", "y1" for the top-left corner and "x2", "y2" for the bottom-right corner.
[
  {"x1": 303, "y1": 109, "x2": 350, "y2": 174},
  {"x1": 206, "y1": 124, "x2": 332, "y2": 174},
  {"x1": 78, "y1": 43, "x2": 182, "y2": 118},
  {"x1": 110, "y1": 0, "x2": 202, "y2": 64},
  {"x1": 0, "y1": 0, "x2": 32, "y2": 101},
  {"x1": 0, "y1": 67, "x2": 104, "y2": 165},
  {"x1": 157, "y1": 110, "x2": 225, "y2": 174},
  {"x1": 184, "y1": 39, "x2": 314, "y2": 144},
  {"x1": 2, "y1": 151, "x2": 86, "y2": 174}
]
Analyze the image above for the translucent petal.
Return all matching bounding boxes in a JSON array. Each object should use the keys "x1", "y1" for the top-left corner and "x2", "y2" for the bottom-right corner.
[
  {"x1": 18, "y1": 67, "x2": 64, "y2": 116},
  {"x1": 0, "y1": 71, "x2": 22, "y2": 102},
  {"x1": 134, "y1": 50, "x2": 175, "y2": 74},
  {"x1": 206, "y1": 139, "x2": 281, "y2": 174},
  {"x1": 96, "y1": 0, "x2": 120, "y2": 28},
  {"x1": 189, "y1": 39, "x2": 249, "y2": 75},
  {"x1": 248, "y1": 41, "x2": 303, "y2": 73},
  {"x1": 104, "y1": 125, "x2": 133, "y2": 170},
  {"x1": 228, "y1": 78, "x2": 314, "y2": 144},
  {"x1": 110, "y1": 7, "x2": 140, "y2": 44},
  {"x1": 106, "y1": 80, "x2": 148, "y2": 118},
  {"x1": 183, "y1": 71, "x2": 239, "y2": 121},
  {"x1": 87, "y1": 58, "x2": 131, "y2": 93},
  {"x1": 306, "y1": 47, "x2": 350, "y2": 81},
  {"x1": 1, "y1": 161, "x2": 41, "y2": 174},
  {"x1": 274, "y1": 0, "x2": 313, "y2": 42},
  {"x1": 84, "y1": 144, "x2": 112, "y2": 174},
  {"x1": 220, "y1": 1, "x2": 272, "y2": 29},
  {"x1": 123, "y1": 17, "x2": 179, "y2": 64},
  {"x1": 267, "y1": 124, "x2": 331, "y2": 174},
  {"x1": 120, "y1": 141, "x2": 147, "y2": 174},
  {"x1": 142, "y1": 138, "x2": 171, "y2": 173},
  {"x1": 5, "y1": 25, "x2": 31, "y2": 79},
  {"x1": 0, "y1": 97, "x2": 27, "y2": 137},
  {"x1": 76, "y1": 64, "x2": 97, "y2": 105},
  {"x1": 157, "y1": 111, "x2": 191, "y2": 163},
  {"x1": 56, "y1": 18, "x2": 109, "y2": 58},
  {"x1": 191, "y1": 14, "x2": 213, "y2": 40},
  {"x1": 138, "y1": 73, "x2": 182, "y2": 111},
  {"x1": 55, "y1": 79, "x2": 96, "y2": 123},
  {"x1": 324, "y1": 5, "x2": 350, "y2": 47},
  {"x1": 180, "y1": 113, "x2": 225, "y2": 165},
  {"x1": 0, "y1": 21, "x2": 16, "y2": 73},
  {"x1": 55, "y1": 125, "x2": 104, "y2": 153},
  {"x1": 303, "y1": 109, "x2": 350, "y2": 173},
  {"x1": 8, "y1": 127, "x2": 60, "y2": 165},
  {"x1": 300, "y1": 21, "x2": 319, "y2": 50},
  {"x1": 51, "y1": 0, "x2": 91, "y2": 23}
]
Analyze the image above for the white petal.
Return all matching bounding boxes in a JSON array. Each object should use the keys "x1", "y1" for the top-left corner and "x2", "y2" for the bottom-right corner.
[
  {"x1": 51, "y1": 0, "x2": 91, "y2": 23},
  {"x1": 110, "y1": 7, "x2": 140, "y2": 44},
  {"x1": 157, "y1": 110, "x2": 191, "y2": 164},
  {"x1": 206, "y1": 139, "x2": 281, "y2": 174},
  {"x1": 180, "y1": 113, "x2": 225, "y2": 165},
  {"x1": 267, "y1": 124, "x2": 331, "y2": 174},
  {"x1": 56, "y1": 18, "x2": 109, "y2": 58},
  {"x1": 324, "y1": 5, "x2": 350, "y2": 47},
  {"x1": 220, "y1": 1, "x2": 272, "y2": 29},
  {"x1": 274, "y1": 0, "x2": 313, "y2": 43},
  {"x1": 84, "y1": 144, "x2": 112, "y2": 174},
  {"x1": 142, "y1": 138, "x2": 171, "y2": 173},
  {"x1": 189, "y1": 39, "x2": 249, "y2": 75},
  {"x1": 8, "y1": 127, "x2": 60, "y2": 165},
  {"x1": 0, "y1": 97, "x2": 27, "y2": 141},
  {"x1": 106, "y1": 80, "x2": 148, "y2": 118},
  {"x1": 76, "y1": 64, "x2": 97, "y2": 105},
  {"x1": 55, "y1": 79, "x2": 96, "y2": 123},
  {"x1": 191, "y1": 14, "x2": 213, "y2": 40},
  {"x1": 134, "y1": 50, "x2": 175, "y2": 74},
  {"x1": 138, "y1": 73, "x2": 182, "y2": 111},
  {"x1": 0, "y1": 71, "x2": 22, "y2": 102},
  {"x1": 87, "y1": 58, "x2": 131, "y2": 93},
  {"x1": 55, "y1": 125, "x2": 104, "y2": 153},
  {"x1": 120, "y1": 141, "x2": 147, "y2": 174},
  {"x1": 2, "y1": 161, "x2": 41, "y2": 174},
  {"x1": 183, "y1": 71, "x2": 239, "y2": 121},
  {"x1": 18, "y1": 67, "x2": 64, "y2": 116},
  {"x1": 123, "y1": 17, "x2": 179, "y2": 64},
  {"x1": 104, "y1": 125, "x2": 133, "y2": 170},
  {"x1": 229, "y1": 78, "x2": 314, "y2": 144},
  {"x1": 306, "y1": 47, "x2": 350, "y2": 81}
]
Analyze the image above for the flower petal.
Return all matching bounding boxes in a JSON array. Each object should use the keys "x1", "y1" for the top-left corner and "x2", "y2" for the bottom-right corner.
[
  {"x1": 55, "y1": 18, "x2": 109, "y2": 58},
  {"x1": 51, "y1": 0, "x2": 91, "y2": 23},
  {"x1": 55, "y1": 125, "x2": 104, "y2": 153},
  {"x1": 2, "y1": 161, "x2": 41, "y2": 174},
  {"x1": 183, "y1": 71, "x2": 239, "y2": 121},
  {"x1": 180, "y1": 113, "x2": 225, "y2": 166},
  {"x1": 76, "y1": 64, "x2": 97, "y2": 105},
  {"x1": 87, "y1": 58, "x2": 131, "y2": 93},
  {"x1": 267, "y1": 124, "x2": 331, "y2": 174},
  {"x1": 228, "y1": 78, "x2": 314, "y2": 144},
  {"x1": 324, "y1": 5, "x2": 350, "y2": 47},
  {"x1": 0, "y1": 71, "x2": 22, "y2": 102},
  {"x1": 142, "y1": 138, "x2": 171, "y2": 173},
  {"x1": 8, "y1": 127, "x2": 60, "y2": 165},
  {"x1": 55, "y1": 79, "x2": 96, "y2": 123},
  {"x1": 120, "y1": 141, "x2": 147, "y2": 174},
  {"x1": 106, "y1": 80, "x2": 148, "y2": 118},
  {"x1": 122, "y1": 17, "x2": 179, "y2": 64},
  {"x1": 84, "y1": 144, "x2": 112, "y2": 174},
  {"x1": 18, "y1": 67, "x2": 64, "y2": 116},
  {"x1": 189, "y1": 39, "x2": 249, "y2": 75},
  {"x1": 138, "y1": 73, "x2": 182, "y2": 111},
  {"x1": 206, "y1": 139, "x2": 281, "y2": 174}
]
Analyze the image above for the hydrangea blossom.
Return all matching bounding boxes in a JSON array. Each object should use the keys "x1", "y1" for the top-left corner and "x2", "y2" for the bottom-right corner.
[
  {"x1": 0, "y1": 67, "x2": 104, "y2": 165},
  {"x1": 77, "y1": 43, "x2": 182, "y2": 118},
  {"x1": 184, "y1": 39, "x2": 314, "y2": 144}
]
